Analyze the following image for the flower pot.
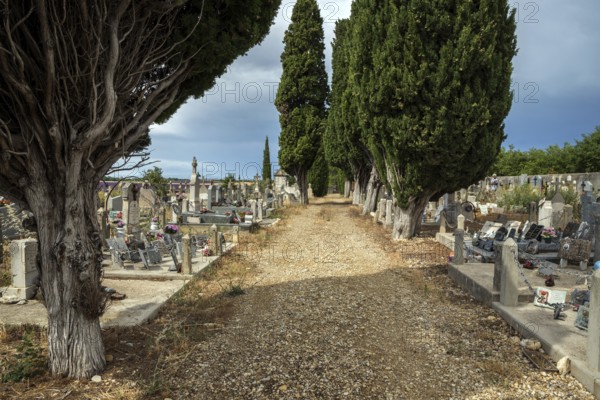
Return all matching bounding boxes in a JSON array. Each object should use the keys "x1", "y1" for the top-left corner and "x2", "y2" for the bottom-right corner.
[{"x1": 543, "y1": 237, "x2": 552, "y2": 243}]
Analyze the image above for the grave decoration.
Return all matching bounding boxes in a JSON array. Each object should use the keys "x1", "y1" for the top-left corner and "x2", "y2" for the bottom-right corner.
[
  {"x1": 164, "y1": 224, "x2": 178, "y2": 234},
  {"x1": 541, "y1": 227, "x2": 558, "y2": 243}
]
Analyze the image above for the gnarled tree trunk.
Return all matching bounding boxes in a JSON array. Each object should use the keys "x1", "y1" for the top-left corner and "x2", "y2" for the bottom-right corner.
[
  {"x1": 343, "y1": 180, "x2": 351, "y2": 198},
  {"x1": 391, "y1": 195, "x2": 431, "y2": 240},
  {"x1": 297, "y1": 169, "x2": 309, "y2": 205},
  {"x1": 362, "y1": 165, "x2": 381, "y2": 215},
  {"x1": 25, "y1": 159, "x2": 106, "y2": 378}
]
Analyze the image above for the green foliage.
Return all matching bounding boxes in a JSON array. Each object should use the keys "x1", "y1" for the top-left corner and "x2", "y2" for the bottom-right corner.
[
  {"x1": 222, "y1": 173, "x2": 236, "y2": 189},
  {"x1": 343, "y1": 0, "x2": 516, "y2": 238},
  {"x1": 545, "y1": 186, "x2": 581, "y2": 219},
  {"x1": 497, "y1": 185, "x2": 544, "y2": 210},
  {"x1": 308, "y1": 144, "x2": 329, "y2": 196},
  {"x1": 156, "y1": 0, "x2": 282, "y2": 123},
  {"x1": 573, "y1": 126, "x2": 600, "y2": 172},
  {"x1": 2, "y1": 332, "x2": 46, "y2": 383},
  {"x1": 329, "y1": 167, "x2": 347, "y2": 194},
  {"x1": 142, "y1": 166, "x2": 169, "y2": 199},
  {"x1": 324, "y1": 19, "x2": 369, "y2": 180},
  {"x1": 498, "y1": 184, "x2": 581, "y2": 216},
  {"x1": 262, "y1": 136, "x2": 272, "y2": 181},
  {"x1": 490, "y1": 127, "x2": 600, "y2": 176},
  {"x1": 275, "y1": 0, "x2": 328, "y2": 202}
]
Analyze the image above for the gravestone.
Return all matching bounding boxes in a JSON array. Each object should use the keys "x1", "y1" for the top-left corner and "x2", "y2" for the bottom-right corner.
[
  {"x1": 181, "y1": 234, "x2": 192, "y2": 274},
  {"x1": 308, "y1": 183, "x2": 314, "y2": 199},
  {"x1": 537, "y1": 200, "x2": 553, "y2": 227},
  {"x1": 4, "y1": 239, "x2": 39, "y2": 300},
  {"x1": 122, "y1": 183, "x2": 141, "y2": 240},
  {"x1": 206, "y1": 185, "x2": 214, "y2": 210},
  {"x1": 199, "y1": 184, "x2": 208, "y2": 209},
  {"x1": 181, "y1": 199, "x2": 189, "y2": 213},
  {"x1": 107, "y1": 196, "x2": 122, "y2": 211},
  {"x1": 560, "y1": 205, "x2": 574, "y2": 229},
  {"x1": 551, "y1": 192, "x2": 566, "y2": 229},
  {"x1": 528, "y1": 202, "x2": 538, "y2": 224},
  {"x1": 257, "y1": 199, "x2": 263, "y2": 221}
]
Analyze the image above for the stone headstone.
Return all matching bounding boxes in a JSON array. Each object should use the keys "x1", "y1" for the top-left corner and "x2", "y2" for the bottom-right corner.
[
  {"x1": 181, "y1": 235, "x2": 192, "y2": 274},
  {"x1": 206, "y1": 185, "x2": 214, "y2": 210},
  {"x1": 308, "y1": 183, "x2": 314, "y2": 199},
  {"x1": 107, "y1": 196, "x2": 122, "y2": 211},
  {"x1": 257, "y1": 199, "x2": 263, "y2": 221},
  {"x1": 4, "y1": 239, "x2": 39, "y2": 300},
  {"x1": 122, "y1": 183, "x2": 141, "y2": 240},
  {"x1": 537, "y1": 200, "x2": 553, "y2": 227},
  {"x1": 551, "y1": 192, "x2": 566, "y2": 229}
]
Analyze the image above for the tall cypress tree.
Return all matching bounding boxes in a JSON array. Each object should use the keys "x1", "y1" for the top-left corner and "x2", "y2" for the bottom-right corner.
[
  {"x1": 308, "y1": 142, "x2": 329, "y2": 196},
  {"x1": 325, "y1": 16, "x2": 374, "y2": 207},
  {"x1": 262, "y1": 136, "x2": 272, "y2": 181},
  {"x1": 352, "y1": 0, "x2": 517, "y2": 239},
  {"x1": 275, "y1": 0, "x2": 328, "y2": 204}
]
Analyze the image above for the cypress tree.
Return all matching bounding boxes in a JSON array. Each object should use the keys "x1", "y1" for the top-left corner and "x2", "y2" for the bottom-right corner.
[
  {"x1": 262, "y1": 136, "x2": 272, "y2": 181},
  {"x1": 275, "y1": 0, "x2": 328, "y2": 204},
  {"x1": 308, "y1": 143, "x2": 329, "y2": 197},
  {"x1": 352, "y1": 0, "x2": 517, "y2": 238},
  {"x1": 325, "y1": 16, "x2": 374, "y2": 207}
]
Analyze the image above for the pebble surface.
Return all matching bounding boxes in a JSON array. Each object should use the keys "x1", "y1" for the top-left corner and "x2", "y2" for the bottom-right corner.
[{"x1": 167, "y1": 200, "x2": 594, "y2": 399}]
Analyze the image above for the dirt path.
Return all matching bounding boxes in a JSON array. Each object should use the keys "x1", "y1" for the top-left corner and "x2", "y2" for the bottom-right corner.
[{"x1": 167, "y1": 197, "x2": 593, "y2": 399}]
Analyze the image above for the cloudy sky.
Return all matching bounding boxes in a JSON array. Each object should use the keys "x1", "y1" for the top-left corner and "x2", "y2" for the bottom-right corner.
[{"x1": 142, "y1": 1, "x2": 600, "y2": 180}]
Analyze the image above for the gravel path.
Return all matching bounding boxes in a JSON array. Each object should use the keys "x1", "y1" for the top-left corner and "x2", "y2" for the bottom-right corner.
[{"x1": 169, "y1": 198, "x2": 593, "y2": 399}]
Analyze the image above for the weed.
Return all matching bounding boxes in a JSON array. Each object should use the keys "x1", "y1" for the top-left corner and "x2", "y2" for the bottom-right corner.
[
  {"x1": 1, "y1": 331, "x2": 46, "y2": 382},
  {"x1": 225, "y1": 284, "x2": 245, "y2": 297}
]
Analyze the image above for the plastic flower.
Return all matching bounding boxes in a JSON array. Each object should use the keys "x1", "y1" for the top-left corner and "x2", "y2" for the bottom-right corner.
[
  {"x1": 117, "y1": 220, "x2": 124, "y2": 228},
  {"x1": 541, "y1": 227, "x2": 557, "y2": 239},
  {"x1": 164, "y1": 224, "x2": 178, "y2": 234},
  {"x1": 151, "y1": 217, "x2": 158, "y2": 222}
]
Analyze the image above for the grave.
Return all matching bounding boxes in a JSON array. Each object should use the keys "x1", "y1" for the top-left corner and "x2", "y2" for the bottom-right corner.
[
  {"x1": 122, "y1": 183, "x2": 141, "y2": 240},
  {"x1": 2, "y1": 239, "x2": 39, "y2": 300}
]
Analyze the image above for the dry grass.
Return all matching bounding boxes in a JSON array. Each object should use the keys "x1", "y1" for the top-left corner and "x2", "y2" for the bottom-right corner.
[{"x1": 0, "y1": 206, "x2": 298, "y2": 399}]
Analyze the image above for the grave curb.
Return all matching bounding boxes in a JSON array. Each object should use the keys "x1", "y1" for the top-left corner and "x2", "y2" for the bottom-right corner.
[
  {"x1": 438, "y1": 231, "x2": 600, "y2": 398},
  {"x1": 493, "y1": 302, "x2": 600, "y2": 398},
  {"x1": 101, "y1": 243, "x2": 235, "y2": 327}
]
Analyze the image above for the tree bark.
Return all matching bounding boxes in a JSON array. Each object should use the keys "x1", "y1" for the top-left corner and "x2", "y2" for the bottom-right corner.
[
  {"x1": 362, "y1": 165, "x2": 382, "y2": 215},
  {"x1": 391, "y1": 195, "x2": 431, "y2": 240},
  {"x1": 25, "y1": 162, "x2": 107, "y2": 379},
  {"x1": 297, "y1": 169, "x2": 308, "y2": 205},
  {"x1": 344, "y1": 180, "x2": 351, "y2": 198}
]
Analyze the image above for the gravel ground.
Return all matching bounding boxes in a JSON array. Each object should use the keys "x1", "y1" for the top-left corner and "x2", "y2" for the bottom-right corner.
[{"x1": 164, "y1": 198, "x2": 594, "y2": 400}]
